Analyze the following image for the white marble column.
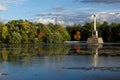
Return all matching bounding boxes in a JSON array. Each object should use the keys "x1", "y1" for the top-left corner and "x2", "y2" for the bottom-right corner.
[
  {"x1": 94, "y1": 15, "x2": 96, "y2": 31},
  {"x1": 93, "y1": 15, "x2": 98, "y2": 37}
]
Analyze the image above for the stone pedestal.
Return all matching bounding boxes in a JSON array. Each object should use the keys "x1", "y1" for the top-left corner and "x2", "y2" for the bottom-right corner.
[{"x1": 87, "y1": 37, "x2": 103, "y2": 44}]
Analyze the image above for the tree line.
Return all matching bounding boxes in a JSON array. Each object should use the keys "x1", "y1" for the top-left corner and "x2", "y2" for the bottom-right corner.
[
  {"x1": 0, "y1": 20, "x2": 120, "y2": 44},
  {"x1": 0, "y1": 20, "x2": 70, "y2": 44},
  {"x1": 66, "y1": 21, "x2": 120, "y2": 42}
]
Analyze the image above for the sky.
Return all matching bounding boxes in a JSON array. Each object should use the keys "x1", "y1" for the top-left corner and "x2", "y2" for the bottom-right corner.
[{"x1": 0, "y1": 0, "x2": 120, "y2": 25}]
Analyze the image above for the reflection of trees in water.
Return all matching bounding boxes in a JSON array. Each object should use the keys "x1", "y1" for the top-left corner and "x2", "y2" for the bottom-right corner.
[
  {"x1": 0, "y1": 44, "x2": 70, "y2": 62},
  {"x1": 69, "y1": 44, "x2": 103, "y2": 55},
  {"x1": 73, "y1": 45, "x2": 81, "y2": 54},
  {"x1": 68, "y1": 45, "x2": 82, "y2": 55},
  {"x1": 1, "y1": 48, "x2": 8, "y2": 61},
  {"x1": 37, "y1": 44, "x2": 70, "y2": 56}
]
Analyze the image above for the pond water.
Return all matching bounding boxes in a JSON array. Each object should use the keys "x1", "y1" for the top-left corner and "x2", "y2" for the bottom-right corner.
[{"x1": 0, "y1": 42, "x2": 120, "y2": 80}]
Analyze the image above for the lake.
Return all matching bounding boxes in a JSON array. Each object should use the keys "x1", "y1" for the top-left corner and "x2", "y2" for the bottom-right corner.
[{"x1": 0, "y1": 42, "x2": 120, "y2": 80}]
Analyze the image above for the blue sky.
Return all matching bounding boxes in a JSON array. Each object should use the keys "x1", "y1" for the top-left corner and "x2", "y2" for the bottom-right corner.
[{"x1": 0, "y1": 0, "x2": 120, "y2": 25}]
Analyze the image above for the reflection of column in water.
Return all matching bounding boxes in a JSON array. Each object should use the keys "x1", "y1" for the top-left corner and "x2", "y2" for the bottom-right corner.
[
  {"x1": 90, "y1": 44, "x2": 103, "y2": 68},
  {"x1": 93, "y1": 48, "x2": 98, "y2": 68},
  {"x1": 88, "y1": 44, "x2": 103, "y2": 68}
]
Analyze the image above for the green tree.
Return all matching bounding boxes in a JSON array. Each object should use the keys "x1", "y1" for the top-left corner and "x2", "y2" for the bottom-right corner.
[
  {"x1": 27, "y1": 22, "x2": 37, "y2": 43},
  {"x1": 0, "y1": 22, "x2": 7, "y2": 42},
  {"x1": 81, "y1": 22, "x2": 93, "y2": 41},
  {"x1": 37, "y1": 23, "x2": 52, "y2": 43},
  {"x1": 111, "y1": 24, "x2": 120, "y2": 42},
  {"x1": 7, "y1": 32, "x2": 22, "y2": 44},
  {"x1": 99, "y1": 21, "x2": 111, "y2": 42},
  {"x1": 2, "y1": 26, "x2": 8, "y2": 42},
  {"x1": 54, "y1": 24, "x2": 71, "y2": 41}
]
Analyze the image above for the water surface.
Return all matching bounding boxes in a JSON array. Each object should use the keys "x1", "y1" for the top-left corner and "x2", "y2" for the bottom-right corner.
[{"x1": 0, "y1": 43, "x2": 120, "y2": 80}]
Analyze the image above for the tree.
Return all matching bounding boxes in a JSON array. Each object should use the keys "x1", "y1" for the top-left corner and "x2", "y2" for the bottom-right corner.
[
  {"x1": 37, "y1": 23, "x2": 52, "y2": 43},
  {"x1": 7, "y1": 32, "x2": 22, "y2": 44},
  {"x1": 21, "y1": 33, "x2": 29, "y2": 43},
  {"x1": 0, "y1": 22, "x2": 7, "y2": 42},
  {"x1": 2, "y1": 26, "x2": 8, "y2": 42},
  {"x1": 27, "y1": 22, "x2": 37, "y2": 43},
  {"x1": 6, "y1": 20, "x2": 20, "y2": 32},
  {"x1": 99, "y1": 21, "x2": 111, "y2": 42},
  {"x1": 81, "y1": 22, "x2": 93, "y2": 41},
  {"x1": 74, "y1": 31, "x2": 81, "y2": 41},
  {"x1": 66, "y1": 24, "x2": 82, "y2": 41},
  {"x1": 111, "y1": 24, "x2": 120, "y2": 42},
  {"x1": 47, "y1": 23, "x2": 54, "y2": 31},
  {"x1": 54, "y1": 24, "x2": 71, "y2": 41}
]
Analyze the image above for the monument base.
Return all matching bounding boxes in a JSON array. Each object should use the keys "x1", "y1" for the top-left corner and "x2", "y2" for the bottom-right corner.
[{"x1": 87, "y1": 37, "x2": 103, "y2": 44}]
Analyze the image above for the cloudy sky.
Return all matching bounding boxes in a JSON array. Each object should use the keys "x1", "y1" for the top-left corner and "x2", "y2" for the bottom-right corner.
[{"x1": 0, "y1": 0, "x2": 120, "y2": 25}]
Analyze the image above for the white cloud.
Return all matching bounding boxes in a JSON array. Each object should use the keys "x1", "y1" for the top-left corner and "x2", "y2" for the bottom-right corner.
[
  {"x1": 35, "y1": 5, "x2": 120, "y2": 26},
  {"x1": 37, "y1": 11, "x2": 120, "y2": 26},
  {"x1": 0, "y1": 5, "x2": 6, "y2": 11},
  {"x1": 37, "y1": 18, "x2": 71, "y2": 26},
  {"x1": 66, "y1": 21, "x2": 75, "y2": 26},
  {"x1": 78, "y1": 0, "x2": 120, "y2": 4},
  {"x1": 89, "y1": 12, "x2": 120, "y2": 23},
  {"x1": 38, "y1": 18, "x2": 55, "y2": 24},
  {"x1": 0, "y1": 0, "x2": 26, "y2": 5},
  {"x1": 36, "y1": 12, "x2": 90, "y2": 26},
  {"x1": 57, "y1": 20, "x2": 65, "y2": 25}
]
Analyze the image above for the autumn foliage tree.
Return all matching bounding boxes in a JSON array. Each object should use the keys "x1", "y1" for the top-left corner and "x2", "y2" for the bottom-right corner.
[{"x1": 74, "y1": 31, "x2": 81, "y2": 40}]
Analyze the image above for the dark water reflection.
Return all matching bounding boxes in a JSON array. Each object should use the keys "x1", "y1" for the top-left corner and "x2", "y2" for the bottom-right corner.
[{"x1": 0, "y1": 43, "x2": 120, "y2": 80}]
